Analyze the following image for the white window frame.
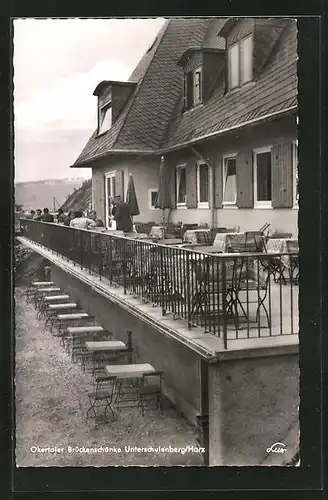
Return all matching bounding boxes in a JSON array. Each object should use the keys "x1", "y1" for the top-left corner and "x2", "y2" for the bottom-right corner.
[
  {"x1": 176, "y1": 164, "x2": 187, "y2": 207},
  {"x1": 193, "y1": 66, "x2": 202, "y2": 106},
  {"x1": 222, "y1": 153, "x2": 237, "y2": 205},
  {"x1": 293, "y1": 139, "x2": 299, "y2": 208},
  {"x1": 253, "y1": 146, "x2": 273, "y2": 209},
  {"x1": 240, "y1": 34, "x2": 253, "y2": 85},
  {"x1": 105, "y1": 171, "x2": 116, "y2": 228},
  {"x1": 228, "y1": 42, "x2": 240, "y2": 90},
  {"x1": 196, "y1": 161, "x2": 210, "y2": 208},
  {"x1": 148, "y1": 188, "x2": 159, "y2": 210},
  {"x1": 98, "y1": 102, "x2": 112, "y2": 135},
  {"x1": 228, "y1": 34, "x2": 253, "y2": 91}
]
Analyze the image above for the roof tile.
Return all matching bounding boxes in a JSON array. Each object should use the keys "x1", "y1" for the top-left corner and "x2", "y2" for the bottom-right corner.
[{"x1": 73, "y1": 18, "x2": 297, "y2": 166}]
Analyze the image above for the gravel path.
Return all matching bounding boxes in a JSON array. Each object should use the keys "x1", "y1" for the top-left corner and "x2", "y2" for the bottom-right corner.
[{"x1": 15, "y1": 287, "x2": 204, "y2": 467}]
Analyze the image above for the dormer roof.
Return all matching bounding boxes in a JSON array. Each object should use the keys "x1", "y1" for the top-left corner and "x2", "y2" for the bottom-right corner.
[
  {"x1": 73, "y1": 17, "x2": 297, "y2": 167},
  {"x1": 177, "y1": 47, "x2": 225, "y2": 68},
  {"x1": 93, "y1": 80, "x2": 137, "y2": 97}
]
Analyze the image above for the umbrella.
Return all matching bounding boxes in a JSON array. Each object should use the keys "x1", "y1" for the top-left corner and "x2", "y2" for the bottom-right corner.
[
  {"x1": 155, "y1": 156, "x2": 172, "y2": 238},
  {"x1": 125, "y1": 174, "x2": 140, "y2": 222}
]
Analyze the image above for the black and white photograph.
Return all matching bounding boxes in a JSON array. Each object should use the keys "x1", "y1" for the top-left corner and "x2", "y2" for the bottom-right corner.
[{"x1": 14, "y1": 16, "x2": 300, "y2": 467}]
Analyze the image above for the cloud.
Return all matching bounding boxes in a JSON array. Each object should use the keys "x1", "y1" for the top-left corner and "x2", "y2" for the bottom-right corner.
[
  {"x1": 14, "y1": 58, "x2": 132, "y2": 131},
  {"x1": 13, "y1": 17, "x2": 166, "y2": 182},
  {"x1": 14, "y1": 128, "x2": 93, "y2": 183}
]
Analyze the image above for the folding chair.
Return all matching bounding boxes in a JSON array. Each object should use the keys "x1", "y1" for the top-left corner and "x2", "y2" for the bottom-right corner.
[
  {"x1": 26, "y1": 281, "x2": 55, "y2": 303},
  {"x1": 50, "y1": 312, "x2": 93, "y2": 335},
  {"x1": 138, "y1": 371, "x2": 163, "y2": 416},
  {"x1": 33, "y1": 287, "x2": 61, "y2": 310},
  {"x1": 86, "y1": 375, "x2": 118, "y2": 423},
  {"x1": 37, "y1": 294, "x2": 71, "y2": 321},
  {"x1": 244, "y1": 232, "x2": 266, "y2": 252}
]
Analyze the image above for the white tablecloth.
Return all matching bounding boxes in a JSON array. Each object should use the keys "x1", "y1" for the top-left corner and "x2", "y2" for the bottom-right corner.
[
  {"x1": 105, "y1": 363, "x2": 155, "y2": 379},
  {"x1": 183, "y1": 229, "x2": 211, "y2": 244},
  {"x1": 212, "y1": 232, "x2": 245, "y2": 252},
  {"x1": 266, "y1": 238, "x2": 299, "y2": 266}
]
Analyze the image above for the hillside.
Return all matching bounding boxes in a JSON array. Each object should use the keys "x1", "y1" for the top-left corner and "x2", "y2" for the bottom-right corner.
[
  {"x1": 60, "y1": 178, "x2": 92, "y2": 212},
  {"x1": 15, "y1": 178, "x2": 90, "y2": 211}
]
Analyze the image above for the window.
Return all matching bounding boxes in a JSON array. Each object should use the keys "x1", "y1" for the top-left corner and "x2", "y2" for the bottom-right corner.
[
  {"x1": 176, "y1": 166, "x2": 187, "y2": 205},
  {"x1": 197, "y1": 163, "x2": 209, "y2": 207},
  {"x1": 228, "y1": 34, "x2": 253, "y2": 90},
  {"x1": 228, "y1": 43, "x2": 239, "y2": 89},
  {"x1": 193, "y1": 68, "x2": 202, "y2": 106},
  {"x1": 222, "y1": 155, "x2": 237, "y2": 204},
  {"x1": 183, "y1": 67, "x2": 202, "y2": 110},
  {"x1": 99, "y1": 103, "x2": 112, "y2": 134},
  {"x1": 254, "y1": 148, "x2": 272, "y2": 208},
  {"x1": 293, "y1": 140, "x2": 299, "y2": 206},
  {"x1": 148, "y1": 189, "x2": 159, "y2": 210},
  {"x1": 105, "y1": 172, "x2": 116, "y2": 228}
]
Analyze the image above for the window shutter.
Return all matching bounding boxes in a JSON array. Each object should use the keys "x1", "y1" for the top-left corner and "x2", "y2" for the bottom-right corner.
[
  {"x1": 186, "y1": 162, "x2": 197, "y2": 208},
  {"x1": 170, "y1": 165, "x2": 177, "y2": 208},
  {"x1": 272, "y1": 143, "x2": 293, "y2": 208},
  {"x1": 236, "y1": 151, "x2": 253, "y2": 208},
  {"x1": 187, "y1": 72, "x2": 193, "y2": 109},
  {"x1": 115, "y1": 169, "x2": 124, "y2": 200},
  {"x1": 214, "y1": 159, "x2": 223, "y2": 208},
  {"x1": 173, "y1": 166, "x2": 177, "y2": 207},
  {"x1": 92, "y1": 173, "x2": 105, "y2": 221}
]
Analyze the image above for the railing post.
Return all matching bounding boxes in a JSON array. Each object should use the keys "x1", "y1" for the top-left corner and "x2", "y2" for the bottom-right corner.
[
  {"x1": 222, "y1": 259, "x2": 228, "y2": 349},
  {"x1": 123, "y1": 238, "x2": 127, "y2": 294},
  {"x1": 160, "y1": 245, "x2": 166, "y2": 315},
  {"x1": 186, "y1": 252, "x2": 192, "y2": 329},
  {"x1": 127, "y1": 330, "x2": 133, "y2": 364}
]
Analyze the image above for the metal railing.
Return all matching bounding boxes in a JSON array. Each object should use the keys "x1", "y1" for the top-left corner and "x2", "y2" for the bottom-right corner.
[{"x1": 19, "y1": 219, "x2": 299, "y2": 348}]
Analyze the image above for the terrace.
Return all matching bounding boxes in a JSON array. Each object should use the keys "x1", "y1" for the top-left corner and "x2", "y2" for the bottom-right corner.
[{"x1": 18, "y1": 219, "x2": 299, "y2": 355}]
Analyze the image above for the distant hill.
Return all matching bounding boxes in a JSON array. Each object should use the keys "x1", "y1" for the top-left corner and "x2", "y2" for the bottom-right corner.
[
  {"x1": 60, "y1": 178, "x2": 92, "y2": 213},
  {"x1": 15, "y1": 178, "x2": 90, "y2": 211}
]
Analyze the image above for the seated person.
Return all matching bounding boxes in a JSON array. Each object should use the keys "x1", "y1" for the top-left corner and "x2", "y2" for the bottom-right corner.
[
  {"x1": 40, "y1": 208, "x2": 54, "y2": 223},
  {"x1": 33, "y1": 209, "x2": 42, "y2": 221},
  {"x1": 56, "y1": 208, "x2": 67, "y2": 224},
  {"x1": 70, "y1": 210, "x2": 96, "y2": 230},
  {"x1": 25, "y1": 210, "x2": 35, "y2": 219},
  {"x1": 88, "y1": 210, "x2": 104, "y2": 227}
]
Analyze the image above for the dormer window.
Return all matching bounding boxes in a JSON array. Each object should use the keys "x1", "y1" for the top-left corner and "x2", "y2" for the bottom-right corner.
[
  {"x1": 193, "y1": 67, "x2": 202, "y2": 105},
  {"x1": 183, "y1": 66, "x2": 202, "y2": 111},
  {"x1": 98, "y1": 103, "x2": 112, "y2": 134},
  {"x1": 228, "y1": 34, "x2": 253, "y2": 90}
]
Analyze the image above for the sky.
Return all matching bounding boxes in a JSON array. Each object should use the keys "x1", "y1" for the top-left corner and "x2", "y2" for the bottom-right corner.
[{"x1": 14, "y1": 18, "x2": 166, "y2": 183}]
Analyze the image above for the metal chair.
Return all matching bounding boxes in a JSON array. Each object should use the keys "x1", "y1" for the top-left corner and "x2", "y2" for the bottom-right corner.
[
  {"x1": 86, "y1": 375, "x2": 118, "y2": 423},
  {"x1": 138, "y1": 371, "x2": 163, "y2": 416}
]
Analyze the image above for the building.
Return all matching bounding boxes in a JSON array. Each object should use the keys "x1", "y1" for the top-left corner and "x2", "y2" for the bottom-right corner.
[
  {"x1": 18, "y1": 17, "x2": 299, "y2": 466},
  {"x1": 72, "y1": 17, "x2": 298, "y2": 235}
]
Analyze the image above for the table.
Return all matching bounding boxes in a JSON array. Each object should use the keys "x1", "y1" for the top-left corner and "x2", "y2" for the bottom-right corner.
[
  {"x1": 266, "y1": 238, "x2": 299, "y2": 284},
  {"x1": 105, "y1": 363, "x2": 157, "y2": 412},
  {"x1": 86, "y1": 341, "x2": 127, "y2": 351},
  {"x1": 150, "y1": 226, "x2": 164, "y2": 239},
  {"x1": 183, "y1": 229, "x2": 211, "y2": 244},
  {"x1": 266, "y1": 238, "x2": 298, "y2": 261},
  {"x1": 85, "y1": 341, "x2": 129, "y2": 374},
  {"x1": 105, "y1": 363, "x2": 155, "y2": 379},
  {"x1": 211, "y1": 232, "x2": 245, "y2": 253}
]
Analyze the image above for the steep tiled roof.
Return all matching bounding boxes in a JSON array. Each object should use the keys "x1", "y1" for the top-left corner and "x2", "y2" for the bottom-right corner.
[
  {"x1": 73, "y1": 18, "x2": 214, "y2": 166},
  {"x1": 161, "y1": 19, "x2": 297, "y2": 149},
  {"x1": 73, "y1": 18, "x2": 297, "y2": 167}
]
